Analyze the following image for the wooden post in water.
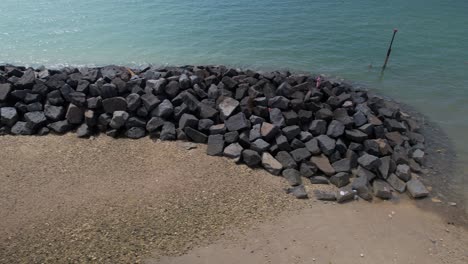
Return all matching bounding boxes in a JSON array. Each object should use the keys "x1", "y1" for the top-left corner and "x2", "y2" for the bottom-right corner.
[{"x1": 382, "y1": 29, "x2": 398, "y2": 71}]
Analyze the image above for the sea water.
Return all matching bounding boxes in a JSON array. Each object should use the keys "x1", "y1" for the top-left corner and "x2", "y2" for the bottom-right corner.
[{"x1": 1, "y1": 0, "x2": 467, "y2": 203}]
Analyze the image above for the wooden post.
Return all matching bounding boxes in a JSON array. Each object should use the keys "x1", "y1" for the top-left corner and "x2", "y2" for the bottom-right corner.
[{"x1": 382, "y1": 29, "x2": 398, "y2": 71}]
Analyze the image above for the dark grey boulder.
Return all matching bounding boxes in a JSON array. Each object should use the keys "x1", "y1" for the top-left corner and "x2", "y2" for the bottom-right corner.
[
  {"x1": 406, "y1": 178, "x2": 429, "y2": 198},
  {"x1": 242, "y1": 149, "x2": 261, "y2": 167},
  {"x1": 124, "y1": 127, "x2": 145, "y2": 139},
  {"x1": 146, "y1": 79, "x2": 167, "y2": 95},
  {"x1": 125, "y1": 116, "x2": 146, "y2": 128},
  {"x1": 66, "y1": 104, "x2": 84, "y2": 124},
  {"x1": 146, "y1": 117, "x2": 165, "y2": 132},
  {"x1": 314, "y1": 190, "x2": 336, "y2": 201},
  {"x1": 182, "y1": 92, "x2": 200, "y2": 112},
  {"x1": 309, "y1": 120, "x2": 327, "y2": 135},
  {"x1": 207, "y1": 134, "x2": 225, "y2": 156},
  {"x1": 357, "y1": 153, "x2": 381, "y2": 171},
  {"x1": 387, "y1": 173, "x2": 406, "y2": 193},
  {"x1": 109, "y1": 111, "x2": 129, "y2": 129},
  {"x1": 304, "y1": 138, "x2": 321, "y2": 155},
  {"x1": 225, "y1": 112, "x2": 250, "y2": 132},
  {"x1": 353, "y1": 111, "x2": 367, "y2": 127},
  {"x1": 378, "y1": 156, "x2": 391, "y2": 179},
  {"x1": 411, "y1": 149, "x2": 425, "y2": 164},
  {"x1": 160, "y1": 122, "x2": 176, "y2": 140},
  {"x1": 69, "y1": 92, "x2": 86, "y2": 106},
  {"x1": 332, "y1": 158, "x2": 351, "y2": 172},
  {"x1": 327, "y1": 120, "x2": 345, "y2": 138},
  {"x1": 152, "y1": 99, "x2": 173, "y2": 118},
  {"x1": 316, "y1": 135, "x2": 336, "y2": 156},
  {"x1": 290, "y1": 148, "x2": 311, "y2": 162},
  {"x1": 395, "y1": 164, "x2": 411, "y2": 182},
  {"x1": 164, "y1": 80, "x2": 180, "y2": 98},
  {"x1": 1, "y1": 107, "x2": 18, "y2": 126},
  {"x1": 198, "y1": 103, "x2": 218, "y2": 120},
  {"x1": 309, "y1": 176, "x2": 329, "y2": 184},
  {"x1": 198, "y1": 119, "x2": 214, "y2": 132},
  {"x1": 11, "y1": 121, "x2": 33, "y2": 135},
  {"x1": 126, "y1": 93, "x2": 141, "y2": 111},
  {"x1": 373, "y1": 180, "x2": 393, "y2": 200},
  {"x1": 345, "y1": 129, "x2": 368, "y2": 142},
  {"x1": 269, "y1": 108, "x2": 285, "y2": 127},
  {"x1": 286, "y1": 185, "x2": 308, "y2": 199},
  {"x1": 47, "y1": 90, "x2": 65, "y2": 106},
  {"x1": 290, "y1": 138, "x2": 305, "y2": 149},
  {"x1": 282, "y1": 169, "x2": 302, "y2": 186},
  {"x1": 224, "y1": 131, "x2": 239, "y2": 144},
  {"x1": 268, "y1": 96, "x2": 289, "y2": 109},
  {"x1": 249, "y1": 124, "x2": 262, "y2": 142},
  {"x1": 48, "y1": 120, "x2": 72, "y2": 134},
  {"x1": 37, "y1": 127, "x2": 50, "y2": 136},
  {"x1": 44, "y1": 104, "x2": 65, "y2": 121},
  {"x1": 184, "y1": 127, "x2": 208, "y2": 143},
  {"x1": 141, "y1": 94, "x2": 160, "y2": 112},
  {"x1": 275, "y1": 151, "x2": 297, "y2": 169},
  {"x1": 24, "y1": 111, "x2": 47, "y2": 129},
  {"x1": 336, "y1": 186, "x2": 356, "y2": 203},
  {"x1": 179, "y1": 113, "x2": 199, "y2": 129},
  {"x1": 99, "y1": 83, "x2": 118, "y2": 99},
  {"x1": 330, "y1": 172, "x2": 350, "y2": 188},
  {"x1": 26, "y1": 102, "x2": 43, "y2": 112},
  {"x1": 352, "y1": 176, "x2": 372, "y2": 201},
  {"x1": 102, "y1": 97, "x2": 127, "y2": 113},
  {"x1": 299, "y1": 161, "x2": 316, "y2": 177},
  {"x1": 224, "y1": 143, "x2": 243, "y2": 159},
  {"x1": 275, "y1": 134, "x2": 292, "y2": 151},
  {"x1": 282, "y1": 125, "x2": 301, "y2": 141},
  {"x1": 16, "y1": 69, "x2": 36, "y2": 89},
  {"x1": 209, "y1": 124, "x2": 226, "y2": 135},
  {"x1": 250, "y1": 138, "x2": 270, "y2": 153},
  {"x1": 0, "y1": 83, "x2": 12, "y2": 101}
]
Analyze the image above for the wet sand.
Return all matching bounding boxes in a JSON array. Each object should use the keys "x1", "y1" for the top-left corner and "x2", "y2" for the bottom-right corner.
[{"x1": 0, "y1": 135, "x2": 467, "y2": 263}]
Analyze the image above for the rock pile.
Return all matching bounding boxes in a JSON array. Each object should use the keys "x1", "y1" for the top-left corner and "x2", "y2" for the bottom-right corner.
[{"x1": 0, "y1": 64, "x2": 429, "y2": 202}]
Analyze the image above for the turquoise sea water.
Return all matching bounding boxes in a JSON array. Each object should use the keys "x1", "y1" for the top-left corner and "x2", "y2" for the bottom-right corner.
[{"x1": 1, "y1": 0, "x2": 467, "y2": 200}]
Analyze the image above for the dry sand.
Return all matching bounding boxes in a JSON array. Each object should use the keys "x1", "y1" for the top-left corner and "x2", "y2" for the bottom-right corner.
[{"x1": 0, "y1": 135, "x2": 467, "y2": 263}]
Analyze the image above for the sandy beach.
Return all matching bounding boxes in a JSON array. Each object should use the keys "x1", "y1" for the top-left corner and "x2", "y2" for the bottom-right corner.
[{"x1": 0, "y1": 135, "x2": 466, "y2": 263}]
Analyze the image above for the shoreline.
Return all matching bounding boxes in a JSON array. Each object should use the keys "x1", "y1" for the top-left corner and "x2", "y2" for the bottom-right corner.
[{"x1": 0, "y1": 64, "x2": 465, "y2": 222}]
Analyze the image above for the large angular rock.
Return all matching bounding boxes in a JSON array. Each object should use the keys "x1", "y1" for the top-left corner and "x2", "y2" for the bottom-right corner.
[
  {"x1": 141, "y1": 94, "x2": 160, "y2": 112},
  {"x1": 260, "y1": 122, "x2": 279, "y2": 141},
  {"x1": 316, "y1": 135, "x2": 336, "y2": 156},
  {"x1": 327, "y1": 120, "x2": 345, "y2": 138},
  {"x1": 146, "y1": 117, "x2": 165, "y2": 132},
  {"x1": 1, "y1": 107, "x2": 18, "y2": 126},
  {"x1": 300, "y1": 161, "x2": 316, "y2": 177},
  {"x1": 0, "y1": 83, "x2": 12, "y2": 101},
  {"x1": 309, "y1": 120, "x2": 327, "y2": 136},
  {"x1": 225, "y1": 112, "x2": 250, "y2": 131},
  {"x1": 269, "y1": 108, "x2": 285, "y2": 127},
  {"x1": 110, "y1": 111, "x2": 129, "y2": 129},
  {"x1": 198, "y1": 103, "x2": 218, "y2": 120},
  {"x1": 261, "y1": 152, "x2": 283, "y2": 175},
  {"x1": 184, "y1": 127, "x2": 208, "y2": 143},
  {"x1": 286, "y1": 185, "x2": 308, "y2": 199},
  {"x1": 249, "y1": 124, "x2": 261, "y2": 141},
  {"x1": 207, "y1": 134, "x2": 224, "y2": 156},
  {"x1": 314, "y1": 190, "x2": 336, "y2": 201},
  {"x1": 275, "y1": 151, "x2": 297, "y2": 169},
  {"x1": 332, "y1": 158, "x2": 351, "y2": 172},
  {"x1": 219, "y1": 97, "x2": 239, "y2": 120},
  {"x1": 406, "y1": 178, "x2": 429, "y2": 198},
  {"x1": 16, "y1": 69, "x2": 36, "y2": 89},
  {"x1": 330, "y1": 172, "x2": 350, "y2": 188},
  {"x1": 10, "y1": 121, "x2": 33, "y2": 135},
  {"x1": 304, "y1": 138, "x2": 321, "y2": 155},
  {"x1": 290, "y1": 148, "x2": 311, "y2": 162},
  {"x1": 224, "y1": 143, "x2": 243, "y2": 159},
  {"x1": 164, "y1": 81, "x2": 180, "y2": 98},
  {"x1": 357, "y1": 153, "x2": 381, "y2": 171},
  {"x1": 44, "y1": 104, "x2": 65, "y2": 121},
  {"x1": 24, "y1": 111, "x2": 47, "y2": 129},
  {"x1": 282, "y1": 125, "x2": 301, "y2": 141},
  {"x1": 77, "y1": 124, "x2": 92, "y2": 138},
  {"x1": 411, "y1": 149, "x2": 425, "y2": 164},
  {"x1": 282, "y1": 169, "x2": 302, "y2": 186},
  {"x1": 345, "y1": 129, "x2": 368, "y2": 142},
  {"x1": 336, "y1": 186, "x2": 356, "y2": 203},
  {"x1": 179, "y1": 113, "x2": 199, "y2": 129},
  {"x1": 311, "y1": 154, "x2": 335, "y2": 176},
  {"x1": 250, "y1": 138, "x2": 270, "y2": 153},
  {"x1": 350, "y1": 176, "x2": 371, "y2": 201},
  {"x1": 160, "y1": 122, "x2": 176, "y2": 140},
  {"x1": 152, "y1": 99, "x2": 173, "y2": 118},
  {"x1": 373, "y1": 180, "x2": 392, "y2": 200},
  {"x1": 387, "y1": 173, "x2": 406, "y2": 193},
  {"x1": 275, "y1": 134, "x2": 291, "y2": 151},
  {"x1": 396, "y1": 164, "x2": 411, "y2": 182},
  {"x1": 378, "y1": 156, "x2": 391, "y2": 179},
  {"x1": 48, "y1": 120, "x2": 72, "y2": 134},
  {"x1": 242, "y1": 149, "x2": 261, "y2": 167},
  {"x1": 309, "y1": 176, "x2": 329, "y2": 184},
  {"x1": 65, "y1": 104, "x2": 84, "y2": 124}
]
